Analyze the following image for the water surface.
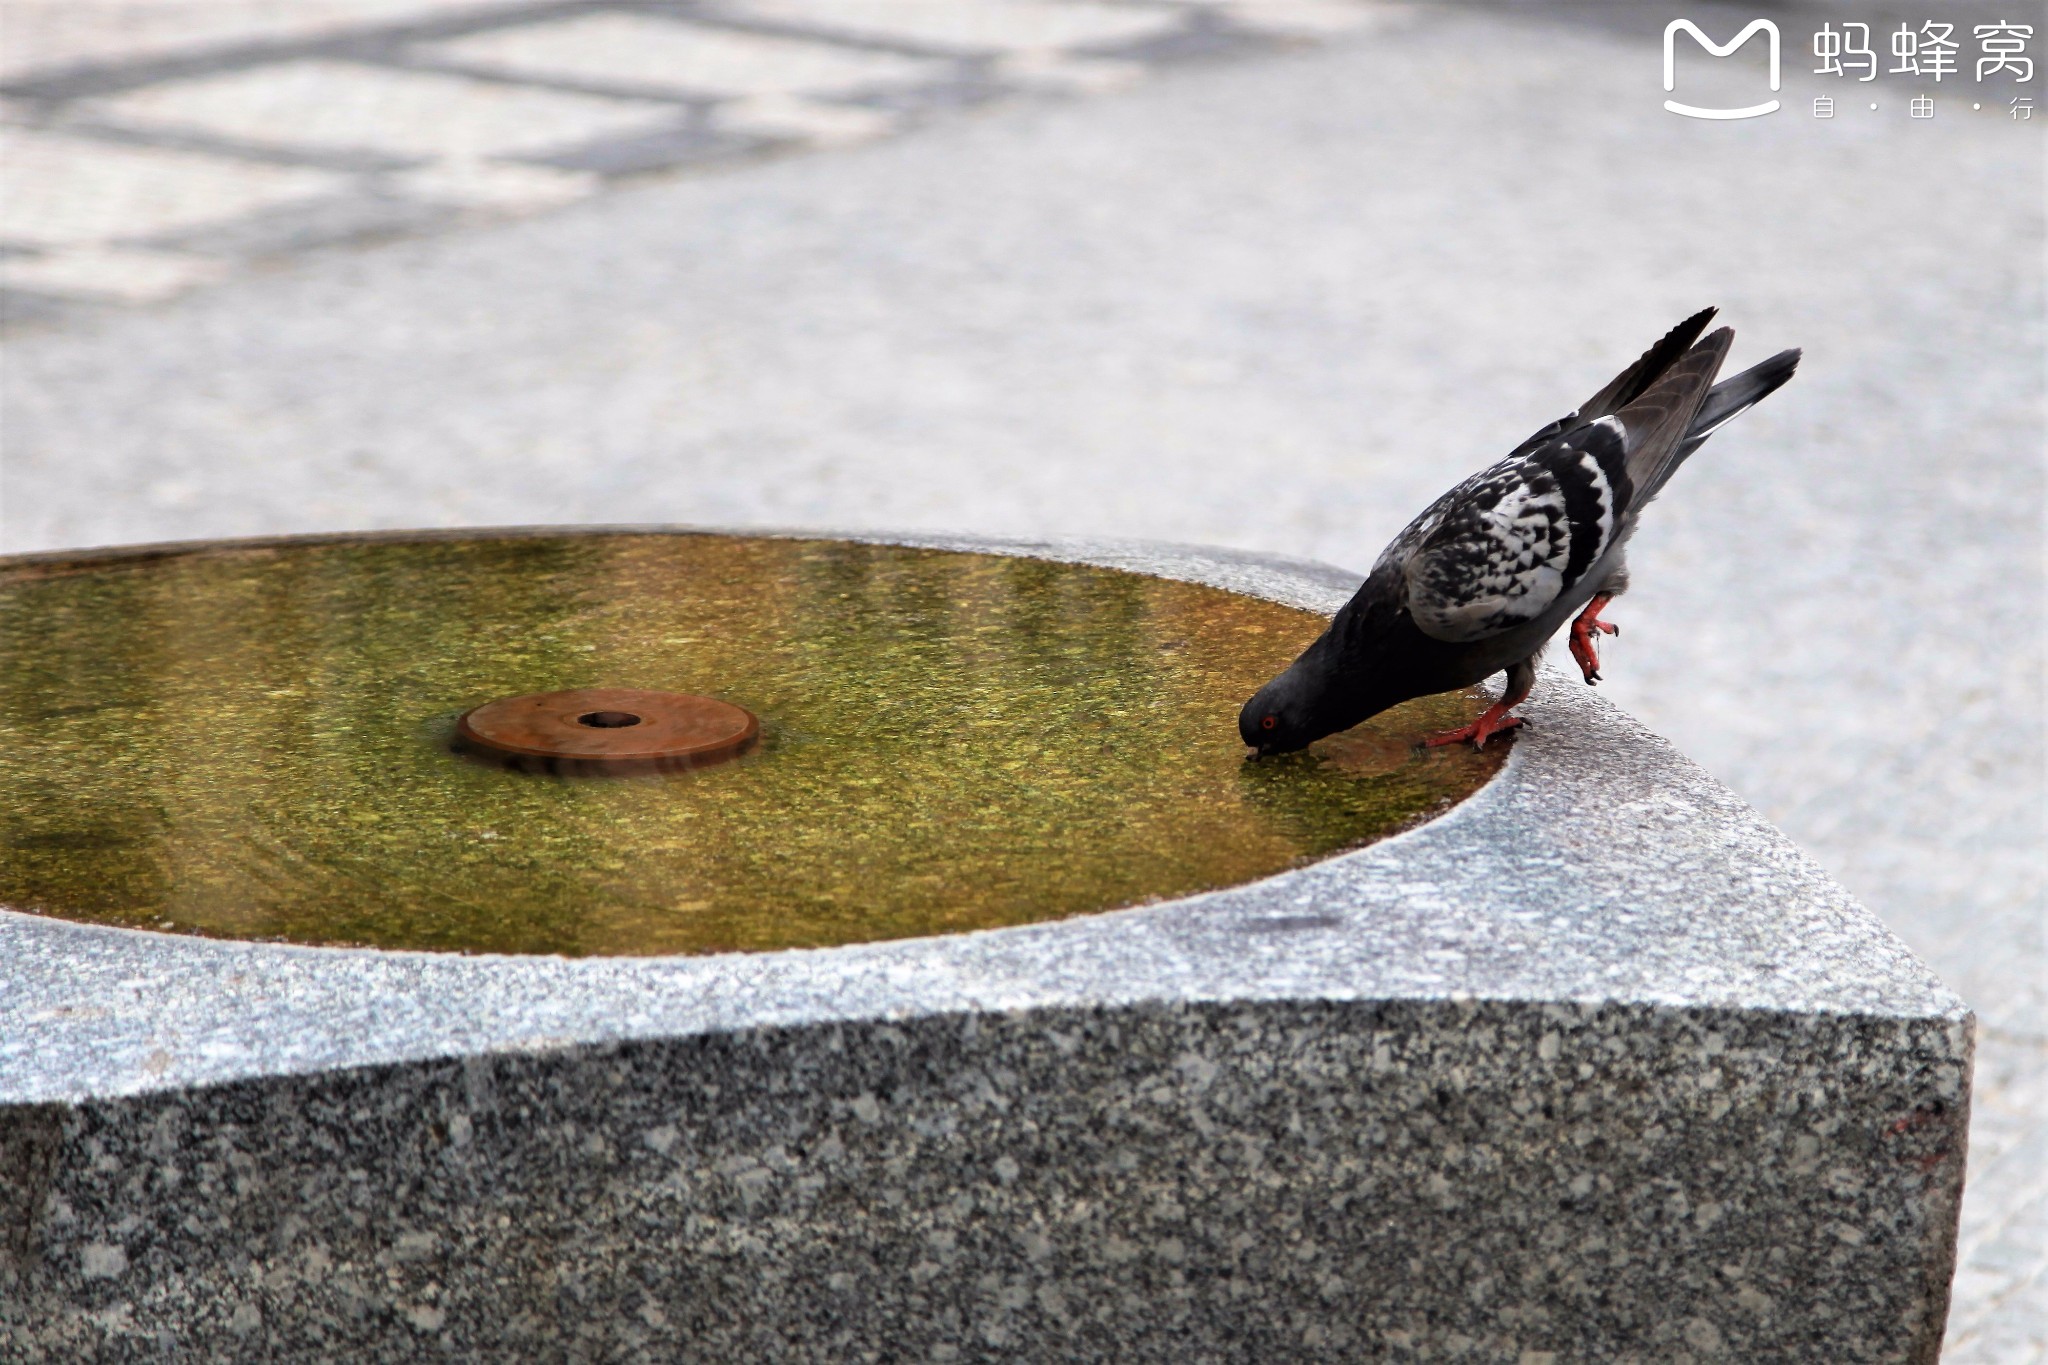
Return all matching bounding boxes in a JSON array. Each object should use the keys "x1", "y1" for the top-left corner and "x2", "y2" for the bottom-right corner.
[{"x1": 0, "y1": 533, "x2": 1505, "y2": 955}]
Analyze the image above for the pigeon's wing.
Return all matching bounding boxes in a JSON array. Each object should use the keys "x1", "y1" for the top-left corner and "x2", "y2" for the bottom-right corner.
[
  {"x1": 1399, "y1": 322, "x2": 1738, "y2": 645},
  {"x1": 1575, "y1": 307, "x2": 1718, "y2": 421},
  {"x1": 1400, "y1": 421, "x2": 1634, "y2": 644},
  {"x1": 1612, "y1": 325, "x2": 1734, "y2": 504},
  {"x1": 1497, "y1": 307, "x2": 1719, "y2": 463},
  {"x1": 1400, "y1": 430, "x2": 1629, "y2": 644}
]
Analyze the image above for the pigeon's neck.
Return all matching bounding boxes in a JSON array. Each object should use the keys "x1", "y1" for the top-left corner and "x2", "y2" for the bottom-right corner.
[
  {"x1": 1326, "y1": 572, "x2": 1404, "y2": 660},
  {"x1": 1297, "y1": 578, "x2": 1426, "y2": 725},
  {"x1": 1288, "y1": 626, "x2": 1391, "y2": 733}
]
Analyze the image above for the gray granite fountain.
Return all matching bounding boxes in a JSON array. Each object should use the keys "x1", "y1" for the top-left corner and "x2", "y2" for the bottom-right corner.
[{"x1": 0, "y1": 530, "x2": 1968, "y2": 1361}]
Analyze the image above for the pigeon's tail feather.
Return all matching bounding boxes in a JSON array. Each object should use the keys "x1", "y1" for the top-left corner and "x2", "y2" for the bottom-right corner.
[
  {"x1": 1665, "y1": 347, "x2": 1802, "y2": 478},
  {"x1": 1577, "y1": 306, "x2": 1718, "y2": 419},
  {"x1": 1613, "y1": 326, "x2": 1734, "y2": 503}
]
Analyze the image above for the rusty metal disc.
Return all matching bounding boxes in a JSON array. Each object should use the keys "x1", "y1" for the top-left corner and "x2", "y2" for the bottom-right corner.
[{"x1": 456, "y1": 688, "x2": 758, "y2": 774}]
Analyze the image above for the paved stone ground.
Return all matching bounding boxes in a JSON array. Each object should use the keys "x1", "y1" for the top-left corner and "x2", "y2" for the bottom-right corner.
[
  {"x1": 2, "y1": 2, "x2": 2042, "y2": 1357},
  {"x1": 1, "y1": 0, "x2": 1399, "y2": 312}
]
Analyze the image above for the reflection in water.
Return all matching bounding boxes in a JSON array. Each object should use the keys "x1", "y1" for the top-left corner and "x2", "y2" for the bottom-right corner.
[{"x1": 0, "y1": 534, "x2": 1505, "y2": 956}]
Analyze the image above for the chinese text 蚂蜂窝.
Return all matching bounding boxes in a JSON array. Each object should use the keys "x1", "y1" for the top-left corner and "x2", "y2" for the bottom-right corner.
[{"x1": 1814, "y1": 22, "x2": 2035, "y2": 82}]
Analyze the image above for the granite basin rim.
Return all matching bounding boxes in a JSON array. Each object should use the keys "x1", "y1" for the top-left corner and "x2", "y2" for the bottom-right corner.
[
  {"x1": 0, "y1": 529, "x2": 1975, "y2": 1361},
  {"x1": 0, "y1": 526, "x2": 1966, "y2": 1111}
]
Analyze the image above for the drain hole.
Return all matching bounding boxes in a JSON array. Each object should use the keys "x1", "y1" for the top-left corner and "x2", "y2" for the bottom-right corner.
[{"x1": 577, "y1": 711, "x2": 643, "y2": 728}]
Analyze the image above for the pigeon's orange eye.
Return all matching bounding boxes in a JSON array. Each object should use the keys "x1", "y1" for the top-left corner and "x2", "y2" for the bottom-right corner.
[{"x1": 1261, "y1": 715, "x2": 1277, "y2": 731}]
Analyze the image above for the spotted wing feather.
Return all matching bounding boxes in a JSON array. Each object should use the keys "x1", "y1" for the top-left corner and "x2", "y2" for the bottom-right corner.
[{"x1": 1400, "y1": 421, "x2": 1634, "y2": 644}]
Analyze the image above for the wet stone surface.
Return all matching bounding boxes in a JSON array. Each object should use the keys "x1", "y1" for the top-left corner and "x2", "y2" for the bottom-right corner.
[{"x1": 0, "y1": 531, "x2": 1501, "y2": 955}]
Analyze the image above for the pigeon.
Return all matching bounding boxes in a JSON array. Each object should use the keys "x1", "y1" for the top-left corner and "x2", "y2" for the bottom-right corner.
[{"x1": 1240, "y1": 307, "x2": 1799, "y2": 755}]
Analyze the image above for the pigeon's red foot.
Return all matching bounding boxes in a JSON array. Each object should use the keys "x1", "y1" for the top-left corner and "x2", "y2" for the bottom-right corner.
[
  {"x1": 1568, "y1": 593, "x2": 1619, "y2": 684},
  {"x1": 1423, "y1": 703, "x2": 1524, "y2": 750}
]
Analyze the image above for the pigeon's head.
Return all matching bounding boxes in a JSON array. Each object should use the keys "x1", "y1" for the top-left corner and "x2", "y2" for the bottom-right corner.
[
  {"x1": 1239, "y1": 670, "x2": 1324, "y2": 757},
  {"x1": 1240, "y1": 611, "x2": 1407, "y2": 757}
]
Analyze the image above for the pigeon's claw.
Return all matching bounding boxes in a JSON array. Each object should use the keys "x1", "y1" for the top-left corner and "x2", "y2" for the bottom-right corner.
[
  {"x1": 1568, "y1": 593, "x2": 1619, "y2": 685},
  {"x1": 1422, "y1": 702, "x2": 1524, "y2": 751}
]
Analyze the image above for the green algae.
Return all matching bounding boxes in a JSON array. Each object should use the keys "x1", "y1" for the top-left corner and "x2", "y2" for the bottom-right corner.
[{"x1": 0, "y1": 533, "x2": 1505, "y2": 956}]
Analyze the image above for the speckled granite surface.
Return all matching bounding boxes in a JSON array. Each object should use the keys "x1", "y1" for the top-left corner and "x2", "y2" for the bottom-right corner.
[{"x1": 0, "y1": 534, "x2": 1971, "y2": 1361}]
